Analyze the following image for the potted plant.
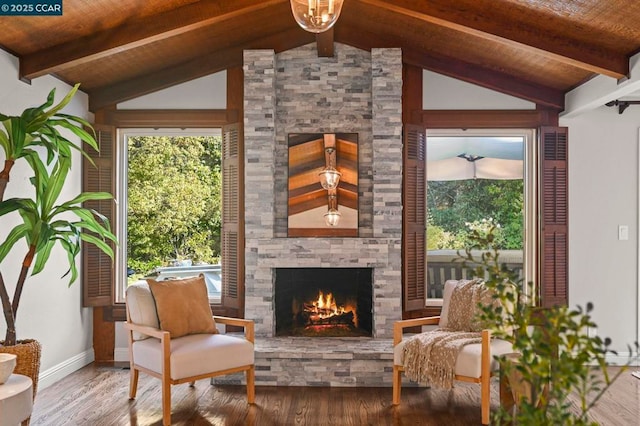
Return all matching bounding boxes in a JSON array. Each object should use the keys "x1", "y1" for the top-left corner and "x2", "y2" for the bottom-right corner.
[
  {"x1": 0, "y1": 84, "x2": 116, "y2": 396},
  {"x1": 458, "y1": 225, "x2": 638, "y2": 425}
]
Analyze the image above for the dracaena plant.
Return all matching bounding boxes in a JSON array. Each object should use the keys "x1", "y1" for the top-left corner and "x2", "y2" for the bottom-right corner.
[
  {"x1": 458, "y1": 225, "x2": 638, "y2": 425},
  {"x1": 0, "y1": 84, "x2": 116, "y2": 346}
]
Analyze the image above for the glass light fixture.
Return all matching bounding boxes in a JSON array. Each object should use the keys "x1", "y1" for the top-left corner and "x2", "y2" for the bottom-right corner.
[
  {"x1": 290, "y1": 0, "x2": 344, "y2": 33},
  {"x1": 324, "y1": 193, "x2": 341, "y2": 226},
  {"x1": 319, "y1": 166, "x2": 341, "y2": 190},
  {"x1": 319, "y1": 146, "x2": 341, "y2": 190},
  {"x1": 324, "y1": 207, "x2": 341, "y2": 227}
]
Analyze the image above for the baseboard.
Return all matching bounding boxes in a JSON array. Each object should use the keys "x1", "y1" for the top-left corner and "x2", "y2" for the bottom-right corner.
[
  {"x1": 114, "y1": 347, "x2": 129, "y2": 362},
  {"x1": 38, "y1": 349, "x2": 95, "y2": 390},
  {"x1": 605, "y1": 351, "x2": 639, "y2": 366}
]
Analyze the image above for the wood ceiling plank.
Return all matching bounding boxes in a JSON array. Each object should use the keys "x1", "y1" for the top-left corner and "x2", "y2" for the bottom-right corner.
[
  {"x1": 20, "y1": 0, "x2": 288, "y2": 80},
  {"x1": 356, "y1": 0, "x2": 628, "y2": 79},
  {"x1": 89, "y1": 28, "x2": 314, "y2": 111}
]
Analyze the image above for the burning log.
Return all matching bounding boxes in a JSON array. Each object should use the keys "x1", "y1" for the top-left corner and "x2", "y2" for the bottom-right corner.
[
  {"x1": 301, "y1": 290, "x2": 356, "y2": 328},
  {"x1": 306, "y1": 310, "x2": 354, "y2": 326}
]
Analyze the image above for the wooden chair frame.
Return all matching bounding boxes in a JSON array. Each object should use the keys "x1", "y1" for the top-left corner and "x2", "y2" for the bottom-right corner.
[
  {"x1": 124, "y1": 313, "x2": 255, "y2": 426},
  {"x1": 392, "y1": 316, "x2": 493, "y2": 425}
]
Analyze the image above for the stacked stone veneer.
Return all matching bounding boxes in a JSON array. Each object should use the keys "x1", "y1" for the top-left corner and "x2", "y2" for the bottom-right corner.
[{"x1": 240, "y1": 43, "x2": 403, "y2": 387}]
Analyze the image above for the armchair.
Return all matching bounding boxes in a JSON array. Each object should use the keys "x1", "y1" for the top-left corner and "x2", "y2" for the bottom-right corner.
[
  {"x1": 124, "y1": 278, "x2": 255, "y2": 426},
  {"x1": 392, "y1": 280, "x2": 513, "y2": 425}
]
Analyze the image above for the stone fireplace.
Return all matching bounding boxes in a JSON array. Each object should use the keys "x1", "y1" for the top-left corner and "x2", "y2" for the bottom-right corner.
[{"x1": 236, "y1": 43, "x2": 403, "y2": 386}]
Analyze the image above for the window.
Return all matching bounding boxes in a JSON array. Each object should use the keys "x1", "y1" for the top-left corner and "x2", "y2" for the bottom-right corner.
[
  {"x1": 114, "y1": 129, "x2": 223, "y2": 304},
  {"x1": 424, "y1": 129, "x2": 536, "y2": 307}
]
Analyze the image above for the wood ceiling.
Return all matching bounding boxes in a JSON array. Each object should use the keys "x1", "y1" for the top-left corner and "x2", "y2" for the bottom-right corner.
[{"x1": 1, "y1": 0, "x2": 639, "y2": 112}]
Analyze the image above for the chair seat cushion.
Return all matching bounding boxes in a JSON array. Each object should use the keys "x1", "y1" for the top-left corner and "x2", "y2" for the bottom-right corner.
[
  {"x1": 394, "y1": 335, "x2": 514, "y2": 378},
  {"x1": 132, "y1": 334, "x2": 254, "y2": 380}
]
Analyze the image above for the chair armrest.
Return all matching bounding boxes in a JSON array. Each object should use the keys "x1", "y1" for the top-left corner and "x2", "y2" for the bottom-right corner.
[
  {"x1": 393, "y1": 316, "x2": 441, "y2": 345},
  {"x1": 123, "y1": 322, "x2": 170, "y2": 340},
  {"x1": 213, "y1": 316, "x2": 255, "y2": 343}
]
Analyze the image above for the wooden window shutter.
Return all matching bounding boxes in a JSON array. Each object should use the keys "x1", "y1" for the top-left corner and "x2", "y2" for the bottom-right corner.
[
  {"x1": 82, "y1": 124, "x2": 116, "y2": 307},
  {"x1": 403, "y1": 124, "x2": 427, "y2": 311},
  {"x1": 539, "y1": 126, "x2": 568, "y2": 307},
  {"x1": 222, "y1": 123, "x2": 243, "y2": 310}
]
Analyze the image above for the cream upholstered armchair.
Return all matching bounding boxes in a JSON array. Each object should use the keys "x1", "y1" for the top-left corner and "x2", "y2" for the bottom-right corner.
[
  {"x1": 392, "y1": 279, "x2": 514, "y2": 425},
  {"x1": 124, "y1": 276, "x2": 255, "y2": 426}
]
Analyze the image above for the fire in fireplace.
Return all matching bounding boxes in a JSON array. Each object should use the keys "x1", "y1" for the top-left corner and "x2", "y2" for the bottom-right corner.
[
  {"x1": 275, "y1": 268, "x2": 373, "y2": 337},
  {"x1": 303, "y1": 290, "x2": 356, "y2": 329}
]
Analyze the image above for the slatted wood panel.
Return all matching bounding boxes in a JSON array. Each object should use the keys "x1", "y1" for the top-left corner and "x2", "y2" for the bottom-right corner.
[
  {"x1": 82, "y1": 125, "x2": 116, "y2": 307},
  {"x1": 403, "y1": 124, "x2": 427, "y2": 311},
  {"x1": 540, "y1": 126, "x2": 568, "y2": 307},
  {"x1": 222, "y1": 123, "x2": 241, "y2": 309}
]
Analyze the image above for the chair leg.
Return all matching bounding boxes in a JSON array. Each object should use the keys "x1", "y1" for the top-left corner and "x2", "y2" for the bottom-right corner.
[
  {"x1": 481, "y1": 377, "x2": 490, "y2": 425},
  {"x1": 189, "y1": 381, "x2": 195, "y2": 387},
  {"x1": 162, "y1": 376, "x2": 171, "y2": 426},
  {"x1": 480, "y1": 330, "x2": 491, "y2": 425},
  {"x1": 246, "y1": 366, "x2": 255, "y2": 404},
  {"x1": 129, "y1": 368, "x2": 139, "y2": 399},
  {"x1": 392, "y1": 366, "x2": 402, "y2": 405}
]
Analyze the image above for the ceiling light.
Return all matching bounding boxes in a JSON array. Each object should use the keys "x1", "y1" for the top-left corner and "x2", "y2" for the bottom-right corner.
[
  {"x1": 324, "y1": 207, "x2": 341, "y2": 227},
  {"x1": 319, "y1": 146, "x2": 341, "y2": 190},
  {"x1": 324, "y1": 193, "x2": 341, "y2": 227},
  {"x1": 290, "y1": 0, "x2": 344, "y2": 33},
  {"x1": 319, "y1": 166, "x2": 341, "y2": 190}
]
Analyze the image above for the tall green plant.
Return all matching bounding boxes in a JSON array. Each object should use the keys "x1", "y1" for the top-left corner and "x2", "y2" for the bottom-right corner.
[
  {"x1": 458, "y1": 227, "x2": 638, "y2": 425},
  {"x1": 0, "y1": 85, "x2": 116, "y2": 346}
]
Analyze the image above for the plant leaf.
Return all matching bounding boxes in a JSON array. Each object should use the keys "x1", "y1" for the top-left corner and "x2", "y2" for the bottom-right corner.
[{"x1": 0, "y1": 223, "x2": 30, "y2": 263}]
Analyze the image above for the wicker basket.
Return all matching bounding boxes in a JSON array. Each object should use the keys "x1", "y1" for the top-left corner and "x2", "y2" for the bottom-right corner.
[{"x1": 0, "y1": 339, "x2": 42, "y2": 399}]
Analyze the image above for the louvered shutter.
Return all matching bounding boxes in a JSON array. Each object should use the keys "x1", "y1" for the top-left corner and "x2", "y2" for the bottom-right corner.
[
  {"x1": 83, "y1": 124, "x2": 116, "y2": 307},
  {"x1": 539, "y1": 126, "x2": 568, "y2": 307},
  {"x1": 403, "y1": 124, "x2": 427, "y2": 311},
  {"x1": 222, "y1": 123, "x2": 242, "y2": 310}
]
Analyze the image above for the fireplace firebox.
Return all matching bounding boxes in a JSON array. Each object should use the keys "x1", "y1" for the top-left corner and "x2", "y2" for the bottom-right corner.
[{"x1": 274, "y1": 268, "x2": 373, "y2": 337}]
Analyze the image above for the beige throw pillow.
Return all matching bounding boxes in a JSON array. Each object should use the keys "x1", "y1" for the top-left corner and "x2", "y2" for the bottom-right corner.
[{"x1": 147, "y1": 274, "x2": 217, "y2": 338}]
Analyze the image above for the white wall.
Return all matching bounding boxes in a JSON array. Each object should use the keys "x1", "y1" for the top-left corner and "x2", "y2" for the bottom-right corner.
[
  {"x1": 117, "y1": 71, "x2": 226, "y2": 109},
  {"x1": 423, "y1": 70, "x2": 535, "y2": 110},
  {"x1": 561, "y1": 107, "x2": 639, "y2": 354},
  {"x1": 0, "y1": 50, "x2": 94, "y2": 388}
]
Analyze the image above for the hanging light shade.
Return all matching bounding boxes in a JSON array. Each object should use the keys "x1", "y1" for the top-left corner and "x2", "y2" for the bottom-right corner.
[
  {"x1": 290, "y1": 0, "x2": 344, "y2": 33},
  {"x1": 324, "y1": 207, "x2": 341, "y2": 227},
  {"x1": 319, "y1": 166, "x2": 341, "y2": 190}
]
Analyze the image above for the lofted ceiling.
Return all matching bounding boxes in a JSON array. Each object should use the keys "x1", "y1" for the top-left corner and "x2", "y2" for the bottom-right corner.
[{"x1": 1, "y1": 0, "x2": 640, "y2": 112}]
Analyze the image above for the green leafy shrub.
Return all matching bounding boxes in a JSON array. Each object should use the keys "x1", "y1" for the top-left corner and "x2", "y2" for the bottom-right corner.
[{"x1": 457, "y1": 226, "x2": 638, "y2": 425}]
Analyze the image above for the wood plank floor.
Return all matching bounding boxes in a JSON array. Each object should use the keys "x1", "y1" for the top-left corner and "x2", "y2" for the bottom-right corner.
[{"x1": 30, "y1": 364, "x2": 640, "y2": 425}]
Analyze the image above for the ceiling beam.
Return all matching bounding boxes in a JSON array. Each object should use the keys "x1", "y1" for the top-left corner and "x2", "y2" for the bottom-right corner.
[
  {"x1": 402, "y1": 50, "x2": 565, "y2": 110},
  {"x1": 562, "y1": 51, "x2": 640, "y2": 118},
  {"x1": 20, "y1": 0, "x2": 288, "y2": 80},
  {"x1": 357, "y1": 0, "x2": 628, "y2": 79},
  {"x1": 335, "y1": 21, "x2": 564, "y2": 109},
  {"x1": 89, "y1": 28, "x2": 314, "y2": 111},
  {"x1": 316, "y1": 28, "x2": 335, "y2": 57}
]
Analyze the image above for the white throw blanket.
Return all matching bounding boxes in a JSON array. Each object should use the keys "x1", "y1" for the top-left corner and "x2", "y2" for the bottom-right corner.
[
  {"x1": 402, "y1": 280, "x2": 493, "y2": 388},
  {"x1": 402, "y1": 329, "x2": 482, "y2": 388}
]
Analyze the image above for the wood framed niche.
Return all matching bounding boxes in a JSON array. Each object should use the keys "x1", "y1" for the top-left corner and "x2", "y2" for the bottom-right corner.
[{"x1": 288, "y1": 133, "x2": 358, "y2": 237}]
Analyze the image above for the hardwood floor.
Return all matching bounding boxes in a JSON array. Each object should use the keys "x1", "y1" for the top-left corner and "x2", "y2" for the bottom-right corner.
[{"x1": 30, "y1": 364, "x2": 640, "y2": 425}]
